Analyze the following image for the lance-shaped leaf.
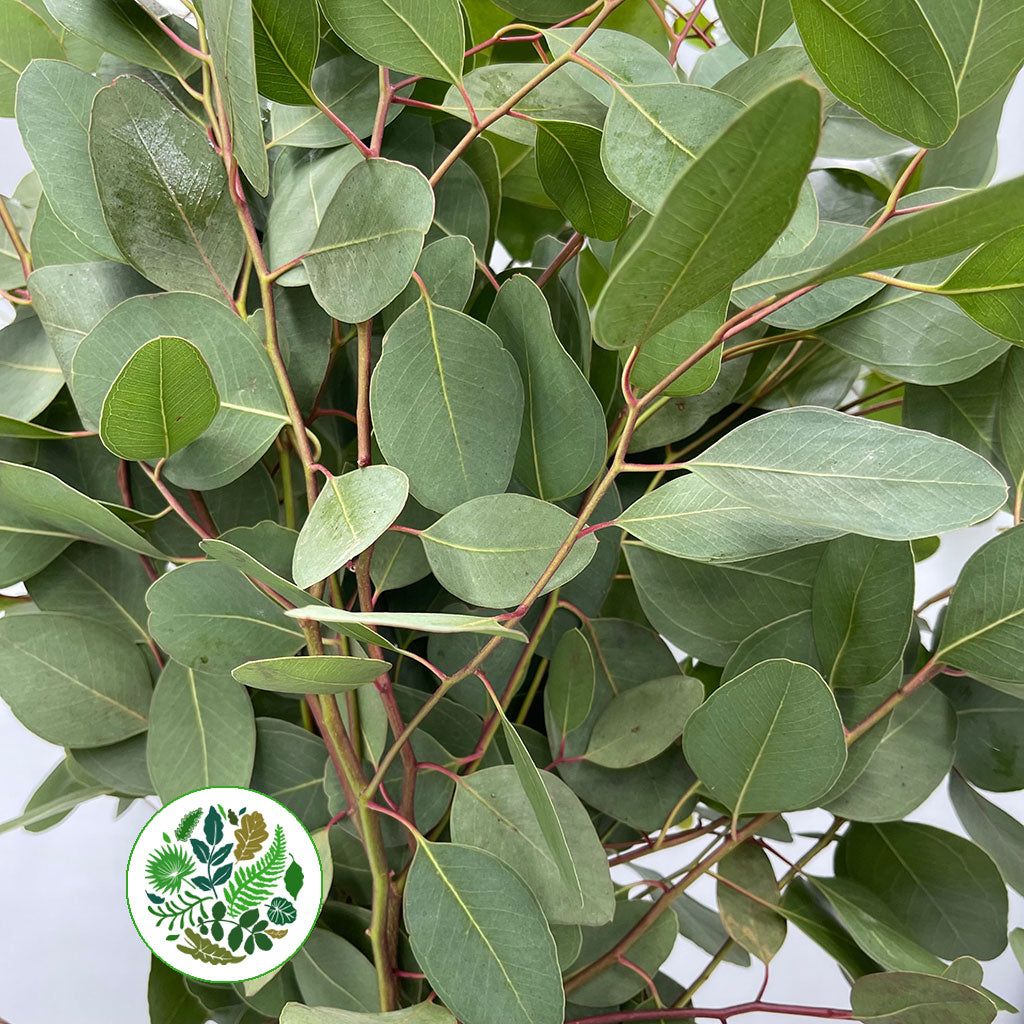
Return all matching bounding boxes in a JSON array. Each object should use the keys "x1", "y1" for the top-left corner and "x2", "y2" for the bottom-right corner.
[
  {"x1": 938, "y1": 225, "x2": 1024, "y2": 342},
  {"x1": 486, "y1": 276, "x2": 605, "y2": 501},
  {"x1": 451, "y1": 765, "x2": 613, "y2": 927},
  {"x1": 89, "y1": 76, "x2": 245, "y2": 302},
  {"x1": 0, "y1": 0, "x2": 63, "y2": 116},
  {"x1": 585, "y1": 674, "x2": 702, "y2": 768},
  {"x1": 304, "y1": 159, "x2": 434, "y2": 323},
  {"x1": 404, "y1": 840, "x2": 564, "y2": 1024},
  {"x1": 717, "y1": 842, "x2": 787, "y2": 963},
  {"x1": 482, "y1": 687, "x2": 583, "y2": 909},
  {"x1": 287, "y1": 606, "x2": 528, "y2": 644},
  {"x1": 851, "y1": 971, "x2": 998, "y2": 1024},
  {"x1": 937, "y1": 526, "x2": 1024, "y2": 685},
  {"x1": 147, "y1": 662, "x2": 255, "y2": 803},
  {"x1": 618, "y1": 474, "x2": 841, "y2": 563},
  {"x1": 201, "y1": 523, "x2": 328, "y2": 611},
  {"x1": 371, "y1": 298, "x2": 523, "y2": 513},
  {"x1": 147, "y1": 561, "x2": 307, "y2": 673},
  {"x1": 717, "y1": 0, "x2": 794, "y2": 55},
  {"x1": 71, "y1": 292, "x2": 287, "y2": 490},
  {"x1": 0, "y1": 459, "x2": 165, "y2": 585},
  {"x1": 790, "y1": 0, "x2": 958, "y2": 147},
  {"x1": 98, "y1": 336, "x2": 220, "y2": 461},
  {"x1": 420, "y1": 493, "x2": 598, "y2": 609},
  {"x1": 917, "y1": 0, "x2": 1024, "y2": 115},
  {"x1": 594, "y1": 78, "x2": 821, "y2": 348},
  {"x1": 534, "y1": 121, "x2": 629, "y2": 241},
  {"x1": 0, "y1": 613, "x2": 150, "y2": 747},
  {"x1": 683, "y1": 659, "x2": 847, "y2": 819},
  {"x1": 545, "y1": 627, "x2": 595, "y2": 736},
  {"x1": 203, "y1": 0, "x2": 269, "y2": 195},
  {"x1": 806, "y1": 175, "x2": 1024, "y2": 284},
  {"x1": 15, "y1": 60, "x2": 118, "y2": 259},
  {"x1": 251, "y1": 0, "x2": 319, "y2": 104},
  {"x1": 42, "y1": 0, "x2": 195, "y2": 77},
  {"x1": 687, "y1": 407, "x2": 1008, "y2": 540},
  {"x1": 232, "y1": 656, "x2": 390, "y2": 693},
  {"x1": 319, "y1": 0, "x2": 465, "y2": 85},
  {"x1": 292, "y1": 465, "x2": 409, "y2": 589},
  {"x1": 813, "y1": 535, "x2": 915, "y2": 688},
  {"x1": 836, "y1": 822, "x2": 1008, "y2": 960}
]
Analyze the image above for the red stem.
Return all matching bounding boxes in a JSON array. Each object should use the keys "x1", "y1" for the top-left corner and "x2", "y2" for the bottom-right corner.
[{"x1": 566, "y1": 1003, "x2": 852, "y2": 1023}]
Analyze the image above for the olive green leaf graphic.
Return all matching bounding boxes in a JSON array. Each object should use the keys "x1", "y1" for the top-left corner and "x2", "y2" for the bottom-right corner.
[
  {"x1": 284, "y1": 857, "x2": 304, "y2": 900},
  {"x1": 265, "y1": 928, "x2": 289, "y2": 939},
  {"x1": 146, "y1": 844, "x2": 197, "y2": 895},
  {"x1": 223, "y1": 825, "x2": 287, "y2": 915},
  {"x1": 176, "y1": 927, "x2": 246, "y2": 965},
  {"x1": 233, "y1": 810, "x2": 268, "y2": 861},
  {"x1": 174, "y1": 808, "x2": 202, "y2": 841}
]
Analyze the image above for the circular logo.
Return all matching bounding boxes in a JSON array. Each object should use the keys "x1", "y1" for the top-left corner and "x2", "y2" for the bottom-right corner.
[{"x1": 126, "y1": 786, "x2": 322, "y2": 983}]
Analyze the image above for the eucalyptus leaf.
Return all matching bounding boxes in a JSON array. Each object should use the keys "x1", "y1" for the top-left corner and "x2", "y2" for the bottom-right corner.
[
  {"x1": 232, "y1": 656, "x2": 389, "y2": 693},
  {"x1": 688, "y1": 407, "x2": 1008, "y2": 540},
  {"x1": 99, "y1": 336, "x2": 220, "y2": 461},
  {"x1": 420, "y1": 493, "x2": 598, "y2": 608},
  {"x1": 371, "y1": 298, "x2": 523, "y2": 513},
  {"x1": 684, "y1": 658, "x2": 847, "y2": 817},
  {"x1": 594, "y1": 78, "x2": 821, "y2": 348},
  {"x1": 147, "y1": 661, "x2": 255, "y2": 802},
  {"x1": 89, "y1": 75, "x2": 245, "y2": 301},
  {"x1": 404, "y1": 840, "x2": 564, "y2": 1024},
  {"x1": 292, "y1": 466, "x2": 409, "y2": 589}
]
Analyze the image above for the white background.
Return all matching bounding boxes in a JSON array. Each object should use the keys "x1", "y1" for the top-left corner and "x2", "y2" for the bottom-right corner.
[{"x1": 2, "y1": 30, "x2": 1024, "y2": 1024}]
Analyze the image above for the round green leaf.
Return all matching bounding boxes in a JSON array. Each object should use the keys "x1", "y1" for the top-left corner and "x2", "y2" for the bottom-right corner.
[
  {"x1": 99, "y1": 336, "x2": 220, "y2": 461},
  {"x1": 304, "y1": 159, "x2": 434, "y2": 323},
  {"x1": 420, "y1": 493, "x2": 598, "y2": 609},
  {"x1": 251, "y1": 0, "x2": 319, "y2": 105},
  {"x1": 851, "y1": 971, "x2": 997, "y2": 1024},
  {"x1": 585, "y1": 675, "x2": 703, "y2": 768},
  {"x1": 545, "y1": 627, "x2": 595, "y2": 736},
  {"x1": 370, "y1": 298, "x2": 523, "y2": 513},
  {"x1": 292, "y1": 465, "x2": 409, "y2": 589},
  {"x1": 0, "y1": 312, "x2": 64, "y2": 422},
  {"x1": 231, "y1": 656, "x2": 390, "y2": 694},
  {"x1": 683, "y1": 658, "x2": 847, "y2": 817},
  {"x1": 0, "y1": 612, "x2": 151, "y2": 746},
  {"x1": 717, "y1": 0, "x2": 794, "y2": 56},
  {"x1": 836, "y1": 822, "x2": 1009, "y2": 961},
  {"x1": 71, "y1": 292, "x2": 287, "y2": 490}
]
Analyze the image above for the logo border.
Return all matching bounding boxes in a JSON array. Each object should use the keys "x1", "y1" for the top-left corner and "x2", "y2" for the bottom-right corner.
[{"x1": 125, "y1": 785, "x2": 324, "y2": 985}]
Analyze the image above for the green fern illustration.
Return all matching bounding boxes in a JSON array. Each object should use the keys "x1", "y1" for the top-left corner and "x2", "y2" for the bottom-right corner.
[
  {"x1": 174, "y1": 808, "x2": 202, "y2": 841},
  {"x1": 222, "y1": 825, "x2": 287, "y2": 916}
]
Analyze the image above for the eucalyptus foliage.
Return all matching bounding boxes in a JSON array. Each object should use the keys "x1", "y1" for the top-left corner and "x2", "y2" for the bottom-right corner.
[{"x1": 2, "y1": 1, "x2": 1024, "y2": 1023}]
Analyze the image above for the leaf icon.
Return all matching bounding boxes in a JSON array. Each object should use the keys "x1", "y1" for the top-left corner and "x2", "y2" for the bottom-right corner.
[
  {"x1": 174, "y1": 808, "x2": 202, "y2": 841},
  {"x1": 233, "y1": 811, "x2": 268, "y2": 861},
  {"x1": 176, "y1": 927, "x2": 246, "y2": 965},
  {"x1": 284, "y1": 857, "x2": 304, "y2": 901},
  {"x1": 204, "y1": 805, "x2": 224, "y2": 846}
]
